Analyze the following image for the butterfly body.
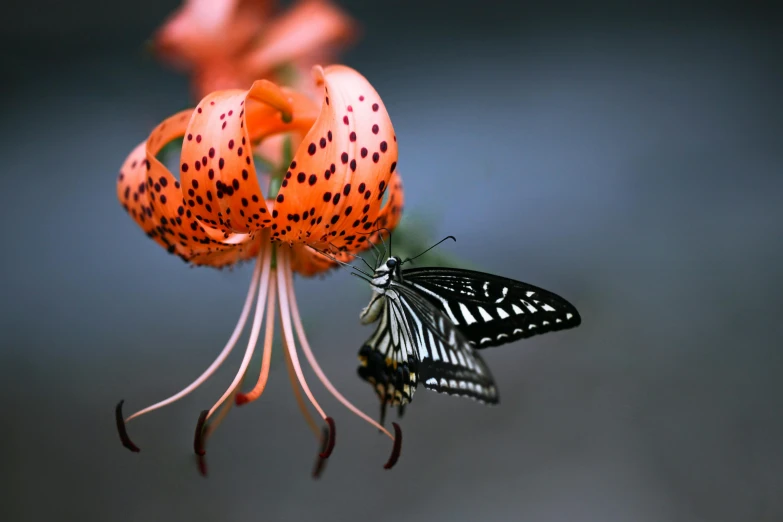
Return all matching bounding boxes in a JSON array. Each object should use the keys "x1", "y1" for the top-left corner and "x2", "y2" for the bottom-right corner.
[{"x1": 357, "y1": 254, "x2": 581, "y2": 416}]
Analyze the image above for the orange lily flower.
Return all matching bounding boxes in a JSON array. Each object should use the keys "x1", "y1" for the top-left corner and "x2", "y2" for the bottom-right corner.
[
  {"x1": 155, "y1": 0, "x2": 356, "y2": 99},
  {"x1": 115, "y1": 64, "x2": 404, "y2": 475}
]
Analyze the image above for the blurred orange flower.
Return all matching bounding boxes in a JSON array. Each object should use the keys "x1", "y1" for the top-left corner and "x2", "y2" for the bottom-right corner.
[
  {"x1": 116, "y1": 65, "x2": 403, "y2": 475},
  {"x1": 155, "y1": 0, "x2": 356, "y2": 98}
]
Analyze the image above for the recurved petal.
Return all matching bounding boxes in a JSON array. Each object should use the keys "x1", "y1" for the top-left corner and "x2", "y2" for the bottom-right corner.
[
  {"x1": 270, "y1": 65, "x2": 398, "y2": 250},
  {"x1": 287, "y1": 243, "x2": 337, "y2": 277},
  {"x1": 366, "y1": 170, "x2": 404, "y2": 248},
  {"x1": 179, "y1": 80, "x2": 317, "y2": 238},
  {"x1": 117, "y1": 110, "x2": 240, "y2": 263}
]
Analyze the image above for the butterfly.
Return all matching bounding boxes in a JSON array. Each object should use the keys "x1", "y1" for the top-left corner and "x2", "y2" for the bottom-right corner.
[{"x1": 335, "y1": 235, "x2": 581, "y2": 425}]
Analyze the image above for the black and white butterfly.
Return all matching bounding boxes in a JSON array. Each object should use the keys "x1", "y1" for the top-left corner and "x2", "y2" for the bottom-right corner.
[{"x1": 321, "y1": 236, "x2": 582, "y2": 423}]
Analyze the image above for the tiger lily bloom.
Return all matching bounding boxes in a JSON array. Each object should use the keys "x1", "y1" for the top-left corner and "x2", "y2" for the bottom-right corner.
[
  {"x1": 115, "y1": 64, "x2": 404, "y2": 475},
  {"x1": 155, "y1": 0, "x2": 356, "y2": 99}
]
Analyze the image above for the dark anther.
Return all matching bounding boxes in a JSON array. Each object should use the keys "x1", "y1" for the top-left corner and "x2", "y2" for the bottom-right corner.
[
  {"x1": 115, "y1": 400, "x2": 140, "y2": 452},
  {"x1": 312, "y1": 423, "x2": 333, "y2": 479},
  {"x1": 197, "y1": 454, "x2": 208, "y2": 477},
  {"x1": 383, "y1": 422, "x2": 402, "y2": 470},
  {"x1": 194, "y1": 410, "x2": 208, "y2": 456},
  {"x1": 312, "y1": 454, "x2": 328, "y2": 479},
  {"x1": 319, "y1": 417, "x2": 336, "y2": 458}
]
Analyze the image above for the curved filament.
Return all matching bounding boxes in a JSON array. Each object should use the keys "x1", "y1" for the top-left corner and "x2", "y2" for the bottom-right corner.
[
  {"x1": 206, "y1": 246, "x2": 273, "y2": 421},
  {"x1": 276, "y1": 248, "x2": 327, "y2": 420},
  {"x1": 235, "y1": 273, "x2": 277, "y2": 405},
  {"x1": 282, "y1": 327, "x2": 321, "y2": 437},
  {"x1": 123, "y1": 254, "x2": 264, "y2": 424},
  {"x1": 282, "y1": 258, "x2": 395, "y2": 441}
]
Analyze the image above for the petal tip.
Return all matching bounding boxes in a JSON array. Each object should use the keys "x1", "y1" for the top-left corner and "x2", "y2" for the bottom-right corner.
[{"x1": 312, "y1": 65, "x2": 325, "y2": 86}]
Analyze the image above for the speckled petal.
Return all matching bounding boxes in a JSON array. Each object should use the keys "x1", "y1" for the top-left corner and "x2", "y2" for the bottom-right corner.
[
  {"x1": 270, "y1": 65, "x2": 399, "y2": 250},
  {"x1": 117, "y1": 110, "x2": 238, "y2": 263},
  {"x1": 366, "y1": 170, "x2": 404, "y2": 247},
  {"x1": 179, "y1": 80, "x2": 317, "y2": 243}
]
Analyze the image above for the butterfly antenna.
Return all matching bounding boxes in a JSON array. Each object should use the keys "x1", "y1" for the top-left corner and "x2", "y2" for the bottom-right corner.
[
  {"x1": 308, "y1": 246, "x2": 374, "y2": 280},
  {"x1": 365, "y1": 238, "x2": 383, "y2": 269},
  {"x1": 327, "y1": 241, "x2": 376, "y2": 273},
  {"x1": 400, "y1": 236, "x2": 456, "y2": 266}
]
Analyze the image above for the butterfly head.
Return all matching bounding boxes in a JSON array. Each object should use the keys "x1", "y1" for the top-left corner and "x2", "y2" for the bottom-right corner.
[{"x1": 370, "y1": 255, "x2": 403, "y2": 288}]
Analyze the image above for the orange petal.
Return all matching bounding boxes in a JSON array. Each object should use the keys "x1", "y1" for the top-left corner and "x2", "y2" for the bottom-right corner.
[
  {"x1": 117, "y1": 109, "x2": 249, "y2": 265},
  {"x1": 367, "y1": 170, "x2": 404, "y2": 246},
  {"x1": 270, "y1": 65, "x2": 399, "y2": 250},
  {"x1": 288, "y1": 243, "x2": 337, "y2": 277},
  {"x1": 180, "y1": 80, "x2": 317, "y2": 238},
  {"x1": 155, "y1": 0, "x2": 274, "y2": 68},
  {"x1": 241, "y1": 0, "x2": 356, "y2": 78}
]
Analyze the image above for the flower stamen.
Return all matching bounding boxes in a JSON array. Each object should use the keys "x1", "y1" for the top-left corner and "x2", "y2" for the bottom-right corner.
[
  {"x1": 115, "y1": 254, "x2": 264, "y2": 451},
  {"x1": 282, "y1": 252, "x2": 403, "y2": 469},
  {"x1": 201, "y1": 246, "x2": 273, "y2": 438},
  {"x1": 282, "y1": 332, "x2": 321, "y2": 437},
  {"x1": 235, "y1": 274, "x2": 277, "y2": 406},
  {"x1": 312, "y1": 418, "x2": 335, "y2": 479},
  {"x1": 194, "y1": 409, "x2": 208, "y2": 456},
  {"x1": 384, "y1": 423, "x2": 402, "y2": 469},
  {"x1": 114, "y1": 401, "x2": 140, "y2": 452},
  {"x1": 276, "y1": 250, "x2": 328, "y2": 421}
]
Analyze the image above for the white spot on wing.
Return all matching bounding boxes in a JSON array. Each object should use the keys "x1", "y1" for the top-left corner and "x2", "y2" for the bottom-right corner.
[
  {"x1": 497, "y1": 307, "x2": 509, "y2": 319},
  {"x1": 521, "y1": 300, "x2": 537, "y2": 313},
  {"x1": 512, "y1": 304, "x2": 524, "y2": 315},
  {"x1": 477, "y1": 306, "x2": 493, "y2": 322},
  {"x1": 459, "y1": 303, "x2": 477, "y2": 325},
  {"x1": 542, "y1": 303, "x2": 556, "y2": 312}
]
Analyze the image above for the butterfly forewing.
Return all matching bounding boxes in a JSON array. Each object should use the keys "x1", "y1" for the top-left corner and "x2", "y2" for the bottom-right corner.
[{"x1": 401, "y1": 267, "x2": 581, "y2": 348}]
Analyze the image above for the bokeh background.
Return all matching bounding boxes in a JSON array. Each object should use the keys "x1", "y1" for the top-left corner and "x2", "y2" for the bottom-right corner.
[{"x1": 2, "y1": 1, "x2": 782, "y2": 521}]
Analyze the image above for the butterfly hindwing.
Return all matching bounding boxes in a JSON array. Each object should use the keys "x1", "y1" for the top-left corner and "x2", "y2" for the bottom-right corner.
[
  {"x1": 357, "y1": 286, "x2": 499, "y2": 408},
  {"x1": 357, "y1": 299, "x2": 418, "y2": 407},
  {"x1": 391, "y1": 283, "x2": 499, "y2": 404},
  {"x1": 402, "y1": 267, "x2": 581, "y2": 348}
]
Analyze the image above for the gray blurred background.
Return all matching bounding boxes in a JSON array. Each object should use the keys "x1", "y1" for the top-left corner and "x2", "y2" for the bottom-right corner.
[{"x1": 1, "y1": 1, "x2": 782, "y2": 521}]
